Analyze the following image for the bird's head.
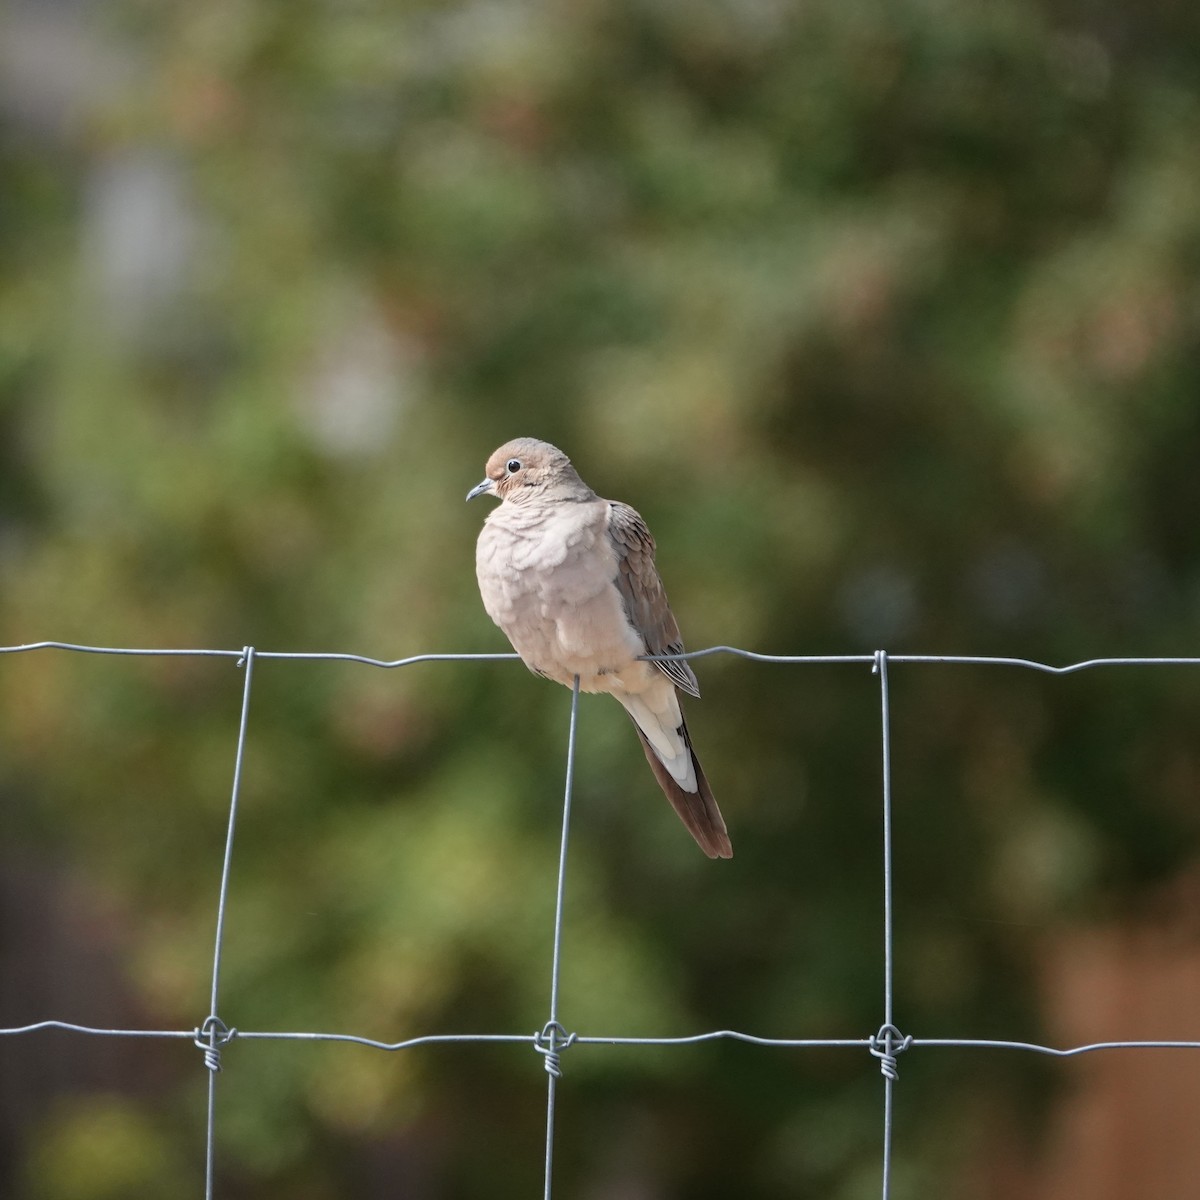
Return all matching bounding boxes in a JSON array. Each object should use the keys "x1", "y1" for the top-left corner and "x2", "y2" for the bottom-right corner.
[{"x1": 466, "y1": 438, "x2": 593, "y2": 505}]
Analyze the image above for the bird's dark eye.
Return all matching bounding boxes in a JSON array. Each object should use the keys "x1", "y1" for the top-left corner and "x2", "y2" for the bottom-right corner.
[{"x1": 506, "y1": 459, "x2": 521, "y2": 474}]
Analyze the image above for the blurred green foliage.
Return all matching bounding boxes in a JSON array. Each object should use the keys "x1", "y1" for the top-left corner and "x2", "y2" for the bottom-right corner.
[{"x1": 2, "y1": 0, "x2": 1200, "y2": 1196}]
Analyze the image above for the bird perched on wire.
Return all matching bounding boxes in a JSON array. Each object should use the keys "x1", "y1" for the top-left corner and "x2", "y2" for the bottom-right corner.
[{"x1": 467, "y1": 438, "x2": 731, "y2": 859}]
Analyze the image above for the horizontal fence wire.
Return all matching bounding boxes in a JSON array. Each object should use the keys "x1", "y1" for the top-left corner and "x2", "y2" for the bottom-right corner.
[{"x1": 4, "y1": 641, "x2": 1200, "y2": 1198}]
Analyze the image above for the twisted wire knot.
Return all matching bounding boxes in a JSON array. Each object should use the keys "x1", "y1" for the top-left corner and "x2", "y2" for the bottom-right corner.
[
  {"x1": 534, "y1": 1021, "x2": 577, "y2": 1079},
  {"x1": 869, "y1": 1023, "x2": 912, "y2": 1081},
  {"x1": 194, "y1": 1015, "x2": 237, "y2": 1073}
]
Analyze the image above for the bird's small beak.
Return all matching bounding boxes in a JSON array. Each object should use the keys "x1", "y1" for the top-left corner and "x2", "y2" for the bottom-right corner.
[{"x1": 466, "y1": 477, "x2": 495, "y2": 502}]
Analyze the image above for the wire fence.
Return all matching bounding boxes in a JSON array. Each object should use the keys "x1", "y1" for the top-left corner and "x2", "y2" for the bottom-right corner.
[{"x1": 3, "y1": 640, "x2": 1200, "y2": 1198}]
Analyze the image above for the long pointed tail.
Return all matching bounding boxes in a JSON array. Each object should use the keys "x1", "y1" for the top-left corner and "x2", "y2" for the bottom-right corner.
[{"x1": 629, "y1": 713, "x2": 732, "y2": 859}]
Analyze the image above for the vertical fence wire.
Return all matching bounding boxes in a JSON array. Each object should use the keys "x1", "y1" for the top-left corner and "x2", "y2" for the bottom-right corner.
[
  {"x1": 541, "y1": 674, "x2": 582, "y2": 1200},
  {"x1": 876, "y1": 652, "x2": 895, "y2": 1034},
  {"x1": 874, "y1": 650, "x2": 898, "y2": 1200},
  {"x1": 4, "y1": 642, "x2": 1200, "y2": 1198},
  {"x1": 869, "y1": 651, "x2": 927, "y2": 1196},
  {"x1": 200, "y1": 645, "x2": 256, "y2": 1200}
]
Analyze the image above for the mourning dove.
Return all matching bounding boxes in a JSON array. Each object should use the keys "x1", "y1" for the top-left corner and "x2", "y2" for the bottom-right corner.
[{"x1": 467, "y1": 438, "x2": 731, "y2": 859}]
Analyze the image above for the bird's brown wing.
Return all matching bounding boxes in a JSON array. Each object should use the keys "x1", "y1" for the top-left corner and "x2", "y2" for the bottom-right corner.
[{"x1": 606, "y1": 501, "x2": 701, "y2": 699}]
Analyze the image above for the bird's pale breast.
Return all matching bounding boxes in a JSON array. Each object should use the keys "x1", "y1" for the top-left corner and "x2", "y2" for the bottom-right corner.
[{"x1": 476, "y1": 502, "x2": 652, "y2": 693}]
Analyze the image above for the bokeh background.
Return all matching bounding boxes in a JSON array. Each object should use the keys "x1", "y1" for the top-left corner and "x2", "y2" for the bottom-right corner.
[{"x1": 3, "y1": 0, "x2": 1200, "y2": 1196}]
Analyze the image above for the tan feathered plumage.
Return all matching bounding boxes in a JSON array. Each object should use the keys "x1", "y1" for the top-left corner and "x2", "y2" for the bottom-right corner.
[{"x1": 467, "y1": 438, "x2": 731, "y2": 858}]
